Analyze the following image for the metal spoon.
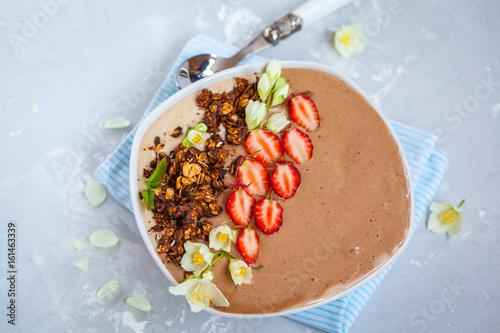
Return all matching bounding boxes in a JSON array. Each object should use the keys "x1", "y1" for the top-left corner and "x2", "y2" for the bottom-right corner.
[{"x1": 175, "y1": 0, "x2": 353, "y2": 89}]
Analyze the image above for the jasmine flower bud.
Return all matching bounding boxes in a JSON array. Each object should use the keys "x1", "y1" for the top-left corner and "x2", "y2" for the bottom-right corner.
[
  {"x1": 269, "y1": 82, "x2": 290, "y2": 108},
  {"x1": 245, "y1": 100, "x2": 267, "y2": 130},
  {"x1": 266, "y1": 59, "x2": 281, "y2": 85},
  {"x1": 265, "y1": 113, "x2": 290, "y2": 133}
]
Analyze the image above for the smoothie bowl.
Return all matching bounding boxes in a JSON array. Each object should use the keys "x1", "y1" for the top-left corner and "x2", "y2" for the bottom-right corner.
[{"x1": 129, "y1": 60, "x2": 414, "y2": 318}]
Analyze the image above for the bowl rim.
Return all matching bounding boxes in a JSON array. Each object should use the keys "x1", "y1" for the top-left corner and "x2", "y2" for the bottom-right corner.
[{"x1": 129, "y1": 60, "x2": 415, "y2": 318}]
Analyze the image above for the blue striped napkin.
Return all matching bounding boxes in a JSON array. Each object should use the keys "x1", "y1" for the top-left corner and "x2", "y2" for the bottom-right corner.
[{"x1": 94, "y1": 34, "x2": 448, "y2": 333}]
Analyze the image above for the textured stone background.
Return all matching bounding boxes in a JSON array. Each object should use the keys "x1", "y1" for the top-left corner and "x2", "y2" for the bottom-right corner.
[{"x1": 1, "y1": 0, "x2": 499, "y2": 332}]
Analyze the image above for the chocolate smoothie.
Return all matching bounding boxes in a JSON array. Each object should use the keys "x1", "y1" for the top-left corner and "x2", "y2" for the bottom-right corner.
[{"x1": 137, "y1": 68, "x2": 411, "y2": 314}]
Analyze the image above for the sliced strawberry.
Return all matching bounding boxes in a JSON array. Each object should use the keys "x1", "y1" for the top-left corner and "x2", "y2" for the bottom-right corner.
[
  {"x1": 245, "y1": 129, "x2": 284, "y2": 165},
  {"x1": 237, "y1": 228, "x2": 260, "y2": 266},
  {"x1": 271, "y1": 163, "x2": 301, "y2": 199},
  {"x1": 254, "y1": 199, "x2": 283, "y2": 235},
  {"x1": 237, "y1": 158, "x2": 270, "y2": 197},
  {"x1": 282, "y1": 128, "x2": 313, "y2": 164},
  {"x1": 225, "y1": 186, "x2": 256, "y2": 227},
  {"x1": 289, "y1": 94, "x2": 320, "y2": 132}
]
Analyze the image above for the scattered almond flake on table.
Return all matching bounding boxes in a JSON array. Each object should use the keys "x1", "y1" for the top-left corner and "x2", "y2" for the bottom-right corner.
[
  {"x1": 8, "y1": 128, "x2": 23, "y2": 136},
  {"x1": 96, "y1": 280, "x2": 120, "y2": 299},
  {"x1": 72, "y1": 239, "x2": 88, "y2": 252},
  {"x1": 410, "y1": 259, "x2": 423, "y2": 268},
  {"x1": 125, "y1": 296, "x2": 152, "y2": 312},
  {"x1": 85, "y1": 178, "x2": 107, "y2": 206},
  {"x1": 104, "y1": 117, "x2": 131, "y2": 129},
  {"x1": 31, "y1": 103, "x2": 39, "y2": 114},
  {"x1": 73, "y1": 258, "x2": 89, "y2": 272},
  {"x1": 88, "y1": 230, "x2": 119, "y2": 248}
]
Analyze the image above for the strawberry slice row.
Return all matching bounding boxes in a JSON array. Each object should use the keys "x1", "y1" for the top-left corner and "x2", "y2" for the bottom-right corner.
[{"x1": 230, "y1": 93, "x2": 319, "y2": 266}]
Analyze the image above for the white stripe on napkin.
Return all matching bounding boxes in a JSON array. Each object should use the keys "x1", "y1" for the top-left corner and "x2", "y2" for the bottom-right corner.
[{"x1": 94, "y1": 34, "x2": 448, "y2": 333}]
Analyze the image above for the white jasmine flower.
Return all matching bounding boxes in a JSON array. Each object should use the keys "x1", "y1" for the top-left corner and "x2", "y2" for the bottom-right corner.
[
  {"x1": 169, "y1": 274, "x2": 229, "y2": 313},
  {"x1": 265, "y1": 113, "x2": 290, "y2": 133},
  {"x1": 266, "y1": 59, "x2": 281, "y2": 85},
  {"x1": 245, "y1": 100, "x2": 267, "y2": 130},
  {"x1": 187, "y1": 130, "x2": 208, "y2": 146},
  {"x1": 180, "y1": 242, "x2": 213, "y2": 276},
  {"x1": 427, "y1": 200, "x2": 465, "y2": 238},
  {"x1": 228, "y1": 260, "x2": 253, "y2": 285},
  {"x1": 209, "y1": 224, "x2": 237, "y2": 252},
  {"x1": 333, "y1": 25, "x2": 367, "y2": 58},
  {"x1": 183, "y1": 123, "x2": 208, "y2": 148}
]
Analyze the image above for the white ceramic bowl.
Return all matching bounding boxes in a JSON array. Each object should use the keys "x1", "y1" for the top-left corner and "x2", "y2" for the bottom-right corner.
[{"x1": 129, "y1": 61, "x2": 414, "y2": 318}]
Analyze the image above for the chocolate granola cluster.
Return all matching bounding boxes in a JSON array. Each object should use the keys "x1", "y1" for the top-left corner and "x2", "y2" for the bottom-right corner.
[{"x1": 197, "y1": 77, "x2": 259, "y2": 145}]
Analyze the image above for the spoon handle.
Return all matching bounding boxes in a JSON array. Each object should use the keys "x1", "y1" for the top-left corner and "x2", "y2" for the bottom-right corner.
[
  {"x1": 292, "y1": 0, "x2": 353, "y2": 27},
  {"x1": 262, "y1": 0, "x2": 353, "y2": 45}
]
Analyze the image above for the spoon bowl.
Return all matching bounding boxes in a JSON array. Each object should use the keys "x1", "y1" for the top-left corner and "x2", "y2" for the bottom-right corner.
[{"x1": 175, "y1": 53, "x2": 245, "y2": 90}]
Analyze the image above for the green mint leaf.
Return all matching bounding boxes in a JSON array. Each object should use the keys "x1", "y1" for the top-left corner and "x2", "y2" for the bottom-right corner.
[
  {"x1": 145, "y1": 157, "x2": 167, "y2": 189},
  {"x1": 142, "y1": 189, "x2": 155, "y2": 211}
]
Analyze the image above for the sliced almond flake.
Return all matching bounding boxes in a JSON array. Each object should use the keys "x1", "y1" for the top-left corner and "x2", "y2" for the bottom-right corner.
[
  {"x1": 96, "y1": 280, "x2": 120, "y2": 299},
  {"x1": 73, "y1": 259, "x2": 89, "y2": 272},
  {"x1": 85, "y1": 179, "x2": 107, "y2": 206},
  {"x1": 72, "y1": 239, "x2": 88, "y2": 252},
  {"x1": 125, "y1": 296, "x2": 152, "y2": 312},
  {"x1": 88, "y1": 230, "x2": 119, "y2": 248},
  {"x1": 104, "y1": 117, "x2": 131, "y2": 129},
  {"x1": 31, "y1": 103, "x2": 39, "y2": 114},
  {"x1": 8, "y1": 128, "x2": 23, "y2": 136}
]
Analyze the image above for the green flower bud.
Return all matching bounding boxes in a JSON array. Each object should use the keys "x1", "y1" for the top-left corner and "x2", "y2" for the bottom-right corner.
[
  {"x1": 273, "y1": 77, "x2": 287, "y2": 91},
  {"x1": 270, "y1": 83, "x2": 290, "y2": 108},
  {"x1": 258, "y1": 73, "x2": 272, "y2": 102},
  {"x1": 202, "y1": 270, "x2": 214, "y2": 281},
  {"x1": 266, "y1": 59, "x2": 281, "y2": 85}
]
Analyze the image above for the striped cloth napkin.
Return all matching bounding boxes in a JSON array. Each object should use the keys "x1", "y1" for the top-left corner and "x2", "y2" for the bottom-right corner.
[{"x1": 94, "y1": 34, "x2": 448, "y2": 333}]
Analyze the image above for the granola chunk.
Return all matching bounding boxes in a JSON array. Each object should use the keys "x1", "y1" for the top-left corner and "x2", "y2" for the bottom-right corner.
[{"x1": 170, "y1": 126, "x2": 183, "y2": 138}]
